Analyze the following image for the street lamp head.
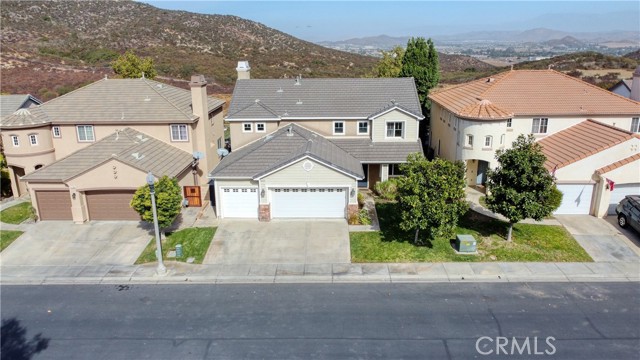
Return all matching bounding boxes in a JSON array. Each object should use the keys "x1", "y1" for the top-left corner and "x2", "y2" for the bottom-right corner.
[{"x1": 146, "y1": 172, "x2": 154, "y2": 186}]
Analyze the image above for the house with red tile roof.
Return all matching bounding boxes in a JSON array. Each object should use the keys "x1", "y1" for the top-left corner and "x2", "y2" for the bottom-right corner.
[
  {"x1": 428, "y1": 69, "x2": 640, "y2": 215},
  {"x1": 538, "y1": 120, "x2": 639, "y2": 216}
]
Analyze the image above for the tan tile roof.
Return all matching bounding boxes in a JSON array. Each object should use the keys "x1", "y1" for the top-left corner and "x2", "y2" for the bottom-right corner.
[
  {"x1": 0, "y1": 78, "x2": 225, "y2": 128},
  {"x1": 596, "y1": 153, "x2": 640, "y2": 175},
  {"x1": 458, "y1": 99, "x2": 513, "y2": 120},
  {"x1": 539, "y1": 119, "x2": 636, "y2": 172},
  {"x1": 429, "y1": 70, "x2": 640, "y2": 120},
  {"x1": 22, "y1": 128, "x2": 193, "y2": 182}
]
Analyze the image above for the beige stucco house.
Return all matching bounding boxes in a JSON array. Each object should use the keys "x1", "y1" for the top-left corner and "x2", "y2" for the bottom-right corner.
[
  {"x1": 209, "y1": 62, "x2": 424, "y2": 221},
  {"x1": 428, "y1": 69, "x2": 640, "y2": 215},
  {"x1": 0, "y1": 76, "x2": 225, "y2": 223}
]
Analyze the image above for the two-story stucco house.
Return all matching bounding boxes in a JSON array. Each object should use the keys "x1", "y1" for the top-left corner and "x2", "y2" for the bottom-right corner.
[
  {"x1": 428, "y1": 69, "x2": 640, "y2": 215},
  {"x1": 209, "y1": 62, "x2": 424, "y2": 221},
  {"x1": 0, "y1": 75, "x2": 225, "y2": 223}
]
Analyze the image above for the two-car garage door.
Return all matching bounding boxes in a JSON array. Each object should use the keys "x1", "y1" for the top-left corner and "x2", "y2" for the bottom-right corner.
[{"x1": 35, "y1": 190, "x2": 138, "y2": 221}]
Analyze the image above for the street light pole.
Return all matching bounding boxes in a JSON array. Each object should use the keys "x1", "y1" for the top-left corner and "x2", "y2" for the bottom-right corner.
[{"x1": 147, "y1": 172, "x2": 166, "y2": 275}]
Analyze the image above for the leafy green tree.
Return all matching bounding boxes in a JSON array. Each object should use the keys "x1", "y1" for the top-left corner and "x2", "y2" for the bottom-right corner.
[
  {"x1": 373, "y1": 46, "x2": 405, "y2": 78},
  {"x1": 111, "y1": 50, "x2": 157, "y2": 79},
  {"x1": 399, "y1": 37, "x2": 439, "y2": 113},
  {"x1": 485, "y1": 135, "x2": 562, "y2": 241},
  {"x1": 130, "y1": 176, "x2": 182, "y2": 232},
  {"x1": 397, "y1": 153, "x2": 468, "y2": 244}
]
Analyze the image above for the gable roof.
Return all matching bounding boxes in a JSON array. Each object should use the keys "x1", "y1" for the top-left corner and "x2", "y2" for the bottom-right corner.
[
  {"x1": 539, "y1": 119, "x2": 637, "y2": 172},
  {"x1": 22, "y1": 128, "x2": 193, "y2": 182},
  {"x1": 0, "y1": 94, "x2": 42, "y2": 117},
  {"x1": 227, "y1": 77, "x2": 424, "y2": 120},
  {"x1": 596, "y1": 153, "x2": 640, "y2": 175},
  {"x1": 330, "y1": 138, "x2": 423, "y2": 163},
  {"x1": 609, "y1": 79, "x2": 633, "y2": 92},
  {"x1": 210, "y1": 124, "x2": 364, "y2": 179},
  {"x1": 429, "y1": 70, "x2": 640, "y2": 120},
  {"x1": 0, "y1": 78, "x2": 225, "y2": 128}
]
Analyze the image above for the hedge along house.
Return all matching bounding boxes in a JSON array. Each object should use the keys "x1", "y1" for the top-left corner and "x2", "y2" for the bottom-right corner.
[{"x1": 0, "y1": 75, "x2": 225, "y2": 222}]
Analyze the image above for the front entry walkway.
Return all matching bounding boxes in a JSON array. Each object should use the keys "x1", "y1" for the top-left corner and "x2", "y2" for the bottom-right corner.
[{"x1": 203, "y1": 219, "x2": 350, "y2": 264}]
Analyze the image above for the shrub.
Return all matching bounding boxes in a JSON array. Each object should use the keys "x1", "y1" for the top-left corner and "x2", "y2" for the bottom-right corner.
[
  {"x1": 358, "y1": 209, "x2": 371, "y2": 225},
  {"x1": 348, "y1": 212, "x2": 360, "y2": 225},
  {"x1": 357, "y1": 192, "x2": 365, "y2": 207},
  {"x1": 374, "y1": 179, "x2": 398, "y2": 201}
]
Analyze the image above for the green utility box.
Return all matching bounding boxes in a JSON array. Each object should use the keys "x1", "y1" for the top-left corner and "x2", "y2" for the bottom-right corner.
[{"x1": 456, "y1": 234, "x2": 477, "y2": 253}]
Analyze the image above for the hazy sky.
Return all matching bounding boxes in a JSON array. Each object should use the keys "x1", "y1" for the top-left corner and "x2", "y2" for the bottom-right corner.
[{"x1": 144, "y1": 1, "x2": 640, "y2": 42}]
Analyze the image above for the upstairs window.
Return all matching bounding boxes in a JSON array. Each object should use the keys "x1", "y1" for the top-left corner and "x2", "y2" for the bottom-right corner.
[
  {"x1": 358, "y1": 121, "x2": 369, "y2": 135},
  {"x1": 632, "y1": 118, "x2": 639, "y2": 133},
  {"x1": 170, "y1": 124, "x2": 188, "y2": 141},
  {"x1": 11, "y1": 135, "x2": 19, "y2": 147},
  {"x1": 506, "y1": 119, "x2": 512, "y2": 128},
  {"x1": 484, "y1": 136, "x2": 492, "y2": 148},
  {"x1": 386, "y1": 122, "x2": 404, "y2": 138},
  {"x1": 242, "y1": 123, "x2": 252, "y2": 133},
  {"x1": 256, "y1": 123, "x2": 266, "y2": 132},
  {"x1": 532, "y1": 118, "x2": 548, "y2": 134},
  {"x1": 29, "y1": 134, "x2": 38, "y2": 146},
  {"x1": 333, "y1": 121, "x2": 345, "y2": 135},
  {"x1": 77, "y1": 125, "x2": 95, "y2": 142},
  {"x1": 465, "y1": 134, "x2": 474, "y2": 148},
  {"x1": 53, "y1": 126, "x2": 61, "y2": 138}
]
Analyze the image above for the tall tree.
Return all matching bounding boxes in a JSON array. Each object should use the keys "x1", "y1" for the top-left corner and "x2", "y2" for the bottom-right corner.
[
  {"x1": 485, "y1": 135, "x2": 563, "y2": 241},
  {"x1": 373, "y1": 46, "x2": 405, "y2": 78},
  {"x1": 397, "y1": 153, "x2": 468, "y2": 244},
  {"x1": 399, "y1": 37, "x2": 440, "y2": 114},
  {"x1": 111, "y1": 50, "x2": 157, "y2": 79},
  {"x1": 130, "y1": 176, "x2": 182, "y2": 233}
]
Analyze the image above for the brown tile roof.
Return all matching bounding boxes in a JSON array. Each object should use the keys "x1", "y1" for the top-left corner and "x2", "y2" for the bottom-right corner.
[
  {"x1": 458, "y1": 99, "x2": 513, "y2": 120},
  {"x1": 429, "y1": 70, "x2": 640, "y2": 120},
  {"x1": 596, "y1": 153, "x2": 640, "y2": 175},
  {"x1": 539, "y1": 119, "x2": 636, "y2": 171}
]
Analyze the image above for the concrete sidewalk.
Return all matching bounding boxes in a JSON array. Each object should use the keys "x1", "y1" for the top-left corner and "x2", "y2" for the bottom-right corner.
[{"x1": 1, "y1": 260, "x2": 638, "y2": 285}]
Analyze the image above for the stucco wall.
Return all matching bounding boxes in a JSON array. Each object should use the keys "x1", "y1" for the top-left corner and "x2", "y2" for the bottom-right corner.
[
  {"x1": 371, "y1": 109, "x2": 419, "y2": 142},
  {"x1": 554, "y1": 139, "x2": 640, "y2": 182},
  {"x1": 230, "y1": 121, "x2": 279, "y2": 150},
  {"x1": 66, "y1": 159, "x2": 147, "y2": 191}
]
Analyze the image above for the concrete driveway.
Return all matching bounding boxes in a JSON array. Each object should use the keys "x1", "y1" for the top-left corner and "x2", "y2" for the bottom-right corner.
[
  {"x1": 204, "y1": 219, "x2": 350, "y2": 264},
  {"x1": 0, "y1": 221, "x2": 151, "y2": 266},
  {"x1": 555, "y1": 215, "x2": 640, "y2": 262}
]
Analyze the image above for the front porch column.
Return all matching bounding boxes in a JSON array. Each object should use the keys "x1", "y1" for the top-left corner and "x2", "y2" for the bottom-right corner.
[{"x1": 381, "y1": 164, "x2": 389, "y2": 182}]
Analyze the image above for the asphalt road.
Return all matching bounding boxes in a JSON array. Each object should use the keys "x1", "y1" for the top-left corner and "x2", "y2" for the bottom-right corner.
[{"x1": 1, "y1": 283, "x2": 638, "y2": 360}]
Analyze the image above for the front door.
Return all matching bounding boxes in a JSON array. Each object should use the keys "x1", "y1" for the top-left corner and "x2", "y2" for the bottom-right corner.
[
  {"x1": 476, "y1": 161, "x2": 488, "y2": 185},
  {"x1": 184, "y1": 186, "x2": 202, "y2": 207},
  {"x1": 358, "y1": 164, "x2": 369, "y2": 188}
]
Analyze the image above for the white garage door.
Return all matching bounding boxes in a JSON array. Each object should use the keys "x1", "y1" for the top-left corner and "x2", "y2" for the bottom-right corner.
[
  {"x1": 554, "y1": 184, "x2": 594, "y2": 215},
  {"x1": 221, "y1": 187, "x2": 258, "y2": 218},
  {"x1": 608, "y1": 183, "x2": 640, "y2": 215},
  {"x1": 271, "y1": 188, "x2": 346, "y2": 218}
]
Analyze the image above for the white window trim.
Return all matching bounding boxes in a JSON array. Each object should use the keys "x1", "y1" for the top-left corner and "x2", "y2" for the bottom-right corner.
[
  {"x1": 465, "y1": 134, "x2": 474, "y2": 148},
  {"x1": 170, "y1": 124, "x2": 189, "y2": 142},
  {"x1": 532, "y1": 117, "x2": 549, "y2": 134},
  {"x1": 28, "y1": 134, "x2": 38, "y2": 146},
  {"x1": 357, "y1": 121, "x2": 369, "y2": 135},
  {"x1": 500, "y1": 134, "x2": 505, "y2": 145},
  {"x1": 385, "y1": 121, "x2": 405, "y2": 139},
  {"x1": 333, "y1": 121, "x2": 345, "y2": 136},
  {"x1": 631, "y1": 117, "x2": 639, "y2": 133},
  {"x1": 11, "y1": 135, "x2": 19, "y2": 147},
  {"x1": 52, "y1": 126, "x2": 61, "y2": 138},
  {"x1": 506, "y1": 118, "x2": 512, "y2": 128},
  {"x1": 76, "y1": 125, "x2": 95, "y2": 142},
  {"x1": 483, "y1": 135, "x2": 492, "y2": 149},
  {"x1": 242, "y1": 123, "x2": 253, "y2": 133},
  {"x1": 255, "y1": 122, "x2": 266, "y2": 133}
]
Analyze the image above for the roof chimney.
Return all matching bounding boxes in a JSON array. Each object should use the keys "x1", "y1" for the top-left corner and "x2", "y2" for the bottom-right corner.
[
  {"x1": 189, "y1": 75, "x2": 208, "y2": 120},
  {"x1": 631, "y1": 65, "x2": 640, "y2": 102},
  {"x1": 236, "y1": 61, "x2": 250, "y2": 80}
]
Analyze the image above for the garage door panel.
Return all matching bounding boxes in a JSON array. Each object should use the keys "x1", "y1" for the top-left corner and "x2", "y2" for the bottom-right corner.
[
  {"x1": 271, "y1": 188, "x2": 346, "y2": 218},
  {"x1": 36, "y1": 191, "x2": 73, "y2": 220},
  {"x1": 608, "y1": 183, "x2": 640, "y2": 215},
  {"x1": 554, "y1": 184, "x2": 594, "y2": 215},
  {"x1": 86, "y1": 190, "x2": 139, "y2": 221},
  {"x1": 221, "y1": 188, "x2": 258, "y2": 218}
]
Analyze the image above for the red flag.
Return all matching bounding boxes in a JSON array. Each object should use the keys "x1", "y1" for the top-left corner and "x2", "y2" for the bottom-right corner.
[{"x1": 606, "y1": 178, "x2": 615, "y2": 191}]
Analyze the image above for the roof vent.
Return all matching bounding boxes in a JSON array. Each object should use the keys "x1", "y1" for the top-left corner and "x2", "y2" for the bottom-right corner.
[
  {"x1": 144, "y1": 96, "x2": 151, "y2": 102},
  {"x1": 264, "y1": 135, "x2": 274, "y2": 142},
  {"x1": 13, "y1": 108, "x2": 31, "y2": 116},
  {"x1": 286, "y1": 126, "x2": 293, "y2": 136},
  {"x1": 277, "y1": 87, "x2": 283, "y2": 93},
  {"x1": 131, "y1": 152, "x2": 145, "y2": 160},
  {"x1": 121, "y1": 112, "x2": 125, "y2": 120},
  {"x1": 486, "y1": 77, "x2": 495, "y2": 83},
  {"x1": 255, "y1": 99, "x2": 260, "y2": 103},
  {"x1": 294, "y1": 75, "x2": 301, "y2": 86},
  {"x1": 296, "y1": 99, "x2": 303, "y2": 105},
  {"x1": 136, "y1": 134, "x2": 149, "y2": 142},
  {"x1": 390, "y1": 99, "x2": 396, "y2": 104},
  {"x1": 156, "y1": 84, "x2": 163, "y2": 89}
]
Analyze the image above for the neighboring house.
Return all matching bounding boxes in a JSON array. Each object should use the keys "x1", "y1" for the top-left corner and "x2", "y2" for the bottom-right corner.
[
  {"x1": 209, "y1": 61, "x2": 424, "y2": 221},
  {"x1": 0, "y1": 75, "x2": 225, "y2": 223},
  {"x1": 0, "y1": 94, "x2": 42, "y2": 117},
  {"x1": 539, "y1": 120, "x2": 640, "y2": 216},
  {"x1": 428, "y1": 69, "x2": 640, "y2": 196},
  {"x1": 609, "y1": 65, "x2": 640, "y2": 101}
]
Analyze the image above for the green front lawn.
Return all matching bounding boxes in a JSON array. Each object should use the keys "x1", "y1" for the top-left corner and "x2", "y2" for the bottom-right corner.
[
  {"x1": 0, "y1": 202, "x2": 33, "y2": 224},
  {"x1": 0, "y1": 230, "x2": 24, "y2": 252},
  {"x1": 350, "y1": 201, "x2": 592, "y2": 263},
  {"x1": 135, "y1": 227, "x2": 216, "y2": 265}
]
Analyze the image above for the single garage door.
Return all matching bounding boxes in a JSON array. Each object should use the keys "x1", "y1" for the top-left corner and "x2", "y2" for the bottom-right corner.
[
  {"x1": 608, "y1": 183, "x2": 640, "y2": 215},
  {"x1": 221, "y1": 187, "x2": 258, "y2": 218},
  {"x1": 554, "y1": 184, "x2": 594, "y2": 215},
  {"x1": 271, "y1": 188, "x2": 346, "y2": 218},
  {"x1": 86, "y1": 190, "x2": 139, "y2": 220},
  {"x1": 36, "y1": 191, "x2": 73, "y2": 220}
]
